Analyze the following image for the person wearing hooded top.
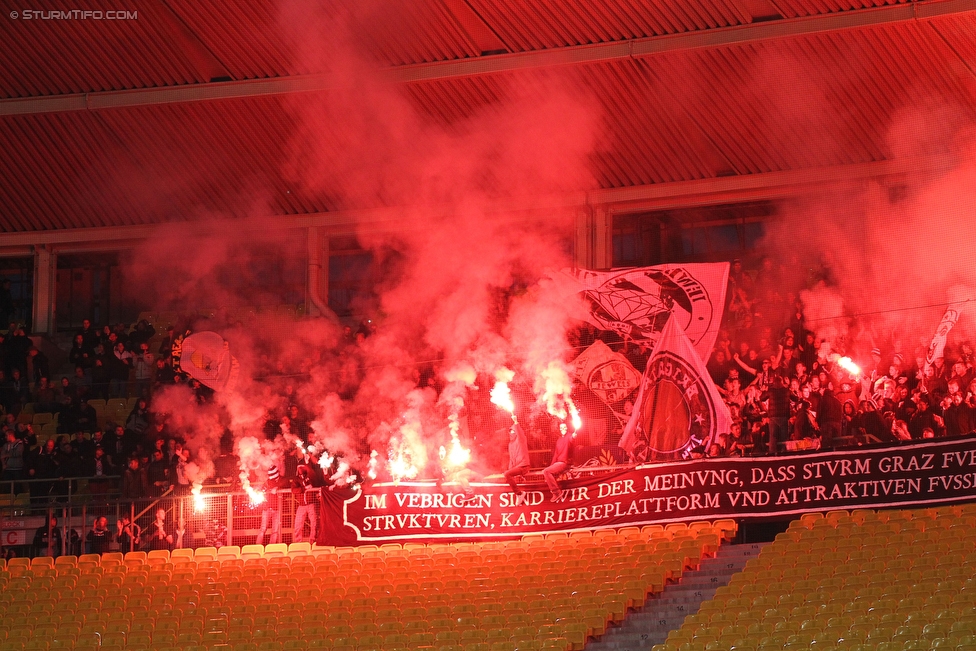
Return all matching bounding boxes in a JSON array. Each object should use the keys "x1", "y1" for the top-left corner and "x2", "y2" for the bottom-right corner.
[{"x1": 909, "y1": 395, "x2": 942, "y2": 439}]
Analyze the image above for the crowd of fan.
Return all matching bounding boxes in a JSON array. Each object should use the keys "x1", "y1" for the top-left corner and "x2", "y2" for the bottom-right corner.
[
  {"x1": 0, "y1": 316, "x2": 376, "y2": 512},
  {"x1": 3, "y1": 256, "x2": 976, "y2": 518},
  {"x1": 575, "y1": 258, "x2": 976, "y2": 459},
  {"x1": 700, "y1": 259, "x2": 976, "y2": 456},
  {"x1": 0, "y1": 318, "x2": 201, "y2": 502}
]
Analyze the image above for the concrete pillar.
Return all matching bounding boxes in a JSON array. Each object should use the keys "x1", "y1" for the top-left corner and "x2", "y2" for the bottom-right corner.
[
  {"x1": 306, "y1": 227, "x2": 338, "y2": 322},
  {"x1": 573, "y1": 207, "x2": 591, "y2": 269},
  {"x1": 32, "y1": 245, "x2": 56, "y2": 334},
  {"x1": 592, "y1": 206, "x2": 613, "y2": 271}
]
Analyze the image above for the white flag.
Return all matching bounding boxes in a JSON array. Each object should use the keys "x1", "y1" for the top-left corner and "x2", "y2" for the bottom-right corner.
[
  {"x1": 620, "y1": 316, "x2": 731, "y2": 462},
  {"x1": 559, "y1": 263, "x2": 728, "y2": 360}
]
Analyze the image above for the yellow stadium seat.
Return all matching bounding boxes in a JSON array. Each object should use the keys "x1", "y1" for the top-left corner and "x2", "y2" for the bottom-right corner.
[
  {"x1": 194, "y1": 547, "x2": 218, "y2": 560},
  {"x1": 171, "y1": 549, "x2": 194, "y2": 561},
  {"x1": 7, "y1": 557, "x2": 30, "y2": 570},
  {"x1": 217, "y1": 546, "x2": 241, "y2": 560}
]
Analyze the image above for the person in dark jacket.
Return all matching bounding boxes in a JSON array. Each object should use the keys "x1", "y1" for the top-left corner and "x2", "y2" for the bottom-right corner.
[
  {"x1": 121, "y1": 457, "x2": 149, "y2": 518},
  {"x1": 27, "y1": 438, "x2": 60, "y2": 507},
  {"x1": 89, "y1": 348, "x2": 110, "y2": 401},
  {"x1": 33, "y1": 515, "x2": 62, "y2": 558},
  {"x1": 115, "y1": 514, "x2": 141, "y2": 553},
  {"x1": 817, "y1": 386, "x2": 844, "y2": 450},
  {"x1": 763, "y1": 375, "x2": 791, "y2": 455},
  {"x1": 26, "y1": 347, "x2": 49, "y2": 386},
  {"x1": 909, "y1": 396, "x2": 942, "y2": 439},
  {"x1": 87, "y1": 516, "x2": 111, "y2": 554},
  {"x1": 68, "y1": 335, "x2": 93, "y2": 370}
]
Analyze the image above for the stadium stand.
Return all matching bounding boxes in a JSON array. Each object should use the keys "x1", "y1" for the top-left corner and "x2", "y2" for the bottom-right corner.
[
  {"x1": 657, "y1": 505, "x2": 976, "y2": 651},
  {"x1": 0, "y1": 520, "x2": 735, "y2": 651}
]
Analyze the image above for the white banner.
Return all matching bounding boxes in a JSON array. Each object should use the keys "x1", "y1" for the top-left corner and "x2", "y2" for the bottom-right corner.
[{"x1": 561, "y1": 263, "x2": 728, "y2": 360}]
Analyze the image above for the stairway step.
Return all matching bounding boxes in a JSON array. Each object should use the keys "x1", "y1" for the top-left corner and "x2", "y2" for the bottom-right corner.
[{"x1": 584, "y1": 542, "x2": 767, "y2": 651}]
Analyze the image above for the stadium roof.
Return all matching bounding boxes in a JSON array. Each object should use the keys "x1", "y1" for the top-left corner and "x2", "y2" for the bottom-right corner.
[{"x1": 1, "y1": 0, "x2": 975, "y2": 239}]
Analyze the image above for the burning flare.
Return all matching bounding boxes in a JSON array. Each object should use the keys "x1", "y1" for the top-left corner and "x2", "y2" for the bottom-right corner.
[
  {"x1": 490, "y1": 367, "x2": 516, "y2": 416},
  {"x1": 388, "y1": 437, "x2": 420, "y2": 483},
  {"x1": 235, "y1": 436, "x2": 267, "y2": 507},
  {"x1": 568, "y1": 399, "x2": 582, "y2": 433},
  {"x1": 445, "y1": 437, "x2": 470, "y2": 467},
  {"x1": 330, "y1": 460, "x2": 355, "y2": 486},
  {"x1": 441, "y1": 411, "x2": 471, "y2": 470},
  {"x1": 240, "y1": 471, "x2": 266, "y2": 507},
  {"x1": 319, "y1": 450, "x2": 334, "y2": 471},
  {"x1": 367, "y1": 450, "x2": 379, "y2": 480},
  {"x1": 835, "y1": 356, "x2": 861, "y2": 377},
  {"x1": 540, "y1": 362, "x2": 582, "y2": 433},
  {"x1": 191, "y1": 484, "x2": 206, "y2": 513}
]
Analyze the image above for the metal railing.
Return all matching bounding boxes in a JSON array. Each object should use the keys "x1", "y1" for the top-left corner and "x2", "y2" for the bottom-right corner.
[{"x1": 0, "y1": 479, "x2": 309, "y2": 559}]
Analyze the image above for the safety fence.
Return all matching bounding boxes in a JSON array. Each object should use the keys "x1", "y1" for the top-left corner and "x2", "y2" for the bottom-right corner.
[{"x1": 0, "y1": 480, "x2": 317, "y2": 559}]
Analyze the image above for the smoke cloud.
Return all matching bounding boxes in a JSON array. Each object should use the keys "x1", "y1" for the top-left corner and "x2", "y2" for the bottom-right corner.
[
  {"x1": 762, "y1": 100, "x2": 976, "y2": 364},
  {"x1": 118, "y1": 1, "x2": 600, "y2": 484},
  {"x1": 116, "y1": 6, "x2": 976, "y2": 486}
]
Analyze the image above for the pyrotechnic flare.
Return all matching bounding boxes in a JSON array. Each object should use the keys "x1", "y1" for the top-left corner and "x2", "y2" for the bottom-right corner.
[
  {"x1": 568, "y1": 399, "x2": 582, "y2": 434},
  {"x1": 240, "y1": 470, "x2": 266, "y2": 507},
  {"x1": 235, "y1": 436, "x2": 267, "y2": 507},
  {"x1": 192, "y1": 484, "x2": 206, "y2": 513},
  {"x1": 319, "y1": 450, "x2": 334, "y2": 471},
  {"x1": 490, "y1": 368, "x2": 516, "y2": 418},
  {"x1": 539, "y1": 362, "x2": 582, "y2": 432},
  {"x1": 828, "y1": 353, "x2": 861, "y2": 377},
  {"x1": 367, "y1": 450, "x2": 379, "y2": 480},
  {"x1": 388, "y1": 437, "x2": 419, "y2": 483},
  {"x1": 447, "y1": 436, "x2": 471, "y2": 467},
  {"x1": 440, "y1": 410, "x2": 471, "y2": 471},
  {"x1": 330, "y1": 460, "x2": 355, "y2": 486},
  {"x1": 836, "y1": 356, "x2": 861, "y2": 377}
]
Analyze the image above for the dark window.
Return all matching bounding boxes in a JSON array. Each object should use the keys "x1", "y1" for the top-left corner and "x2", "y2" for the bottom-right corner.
[
  {"x1": 328, "y1": 239, "x2": 376, "y2": 318},
  {"x1": 612, "y1": 201, "x2": 776, "y2": 267}
]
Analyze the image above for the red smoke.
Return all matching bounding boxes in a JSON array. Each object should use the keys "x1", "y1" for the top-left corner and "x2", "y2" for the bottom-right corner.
[
  {"x1": 119, "y1": 1, "x2": 600, "y2": 483},
  {"x1": 764, "y1": 100, "x2": 976, "y2": 362}
]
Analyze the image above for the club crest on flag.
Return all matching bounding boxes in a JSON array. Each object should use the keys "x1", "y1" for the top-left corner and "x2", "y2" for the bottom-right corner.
[
  {"x1": 620, "y1": 316, "x2": 731, "y2": 463},
  {"x1": 173, "y1": 330, "x2": 241, "y2": 392},
  {"x1": 572, "y1": 340, "x2": 641, "y2": 406},
  {"x1": 560, "y1": 263, "x2": 729, "y2": 360},
  {"x1": 631, "y1": 352, "x2": 715, "y2": 460}
]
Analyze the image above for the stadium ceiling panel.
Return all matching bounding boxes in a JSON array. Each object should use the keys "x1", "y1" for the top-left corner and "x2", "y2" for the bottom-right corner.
[{"x1": 0, "y1": 0, "x2": 975, "y2": 235}]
